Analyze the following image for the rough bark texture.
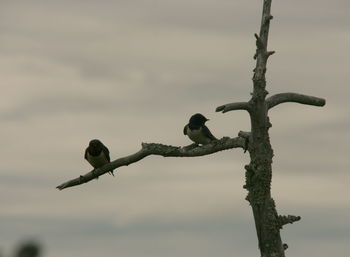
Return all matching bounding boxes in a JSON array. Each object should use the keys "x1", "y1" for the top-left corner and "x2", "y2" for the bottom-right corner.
[
  {"x1": 217, "y1": 1, "x2": 325, "y2": 256},
  {"x1": 247, "y1": 1, "x2": 286, "y2": 256}
]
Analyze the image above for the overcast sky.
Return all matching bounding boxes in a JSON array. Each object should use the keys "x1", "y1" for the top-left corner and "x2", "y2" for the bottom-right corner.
[{"x1": 0, "y1": 1, "x2": 349, "y2": 257}]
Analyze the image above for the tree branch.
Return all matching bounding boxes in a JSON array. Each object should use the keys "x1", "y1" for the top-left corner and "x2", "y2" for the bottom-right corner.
[
  {"x1": 267, "y1": 92, "x2": 326, "y2": 109},
  {"x1": 215, "y1": 101, "x2": 250, "y2": 113},
  {"x1": 57, "y1": 136, "x2": 246, "y2": 190},
  {"x1": 278, "y1": 215, "x2": 301, "y2": 228},
  {"x1": 238, "y1": 131, "x2": 251, "y2": 139}
]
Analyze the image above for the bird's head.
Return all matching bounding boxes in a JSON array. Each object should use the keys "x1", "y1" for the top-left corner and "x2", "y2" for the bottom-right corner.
[
  {"x1": 189, "y1": 113, "x2": 209, "y2": 125},
  {"x1": 89, "y1": 139, "x2": 103, "y2": 149}
]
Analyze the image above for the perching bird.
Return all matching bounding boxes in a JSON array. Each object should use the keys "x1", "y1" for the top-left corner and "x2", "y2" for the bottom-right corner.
[
  {"x1": 84, "y1": 139, "x2": 114, "y2": 176},
  {"x1": 183, "y1": 113, "x2": 217, "y2": 145}
]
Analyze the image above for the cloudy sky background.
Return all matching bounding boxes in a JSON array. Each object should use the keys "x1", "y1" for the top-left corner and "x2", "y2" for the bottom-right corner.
[{"x1": 0, "y1": 0, "x2": 349, "y2": 256}]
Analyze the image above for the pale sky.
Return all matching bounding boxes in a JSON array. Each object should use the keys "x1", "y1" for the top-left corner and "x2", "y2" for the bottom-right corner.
[{"x1": 0, "y1": 1, "x2": 349, "y2": 257}]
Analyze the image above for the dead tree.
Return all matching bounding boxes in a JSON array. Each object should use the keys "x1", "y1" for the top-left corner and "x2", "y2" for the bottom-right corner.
[{"x1": 57, "y1": 1, "x2": 325, "y2": 256}]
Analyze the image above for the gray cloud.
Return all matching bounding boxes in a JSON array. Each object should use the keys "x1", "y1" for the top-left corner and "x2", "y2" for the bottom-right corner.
[{"x1": 0, "y1": 94, "x2": 112, "y2": 121}]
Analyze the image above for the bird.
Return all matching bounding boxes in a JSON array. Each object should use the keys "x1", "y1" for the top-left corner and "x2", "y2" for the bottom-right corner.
[
  {"x1": 183, "y1": 113, "x2": 217, "y2": 145},
  {"x1": 84, "y1": 139, "x2": 115, "y2": 176}
]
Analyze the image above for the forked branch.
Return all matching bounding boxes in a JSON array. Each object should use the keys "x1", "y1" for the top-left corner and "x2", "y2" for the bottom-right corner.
[
  {"x1": 57, "y1": 136, "x2": 246, "y2": 190},
  {"x1": 267, "y1": 92, "x2": 325, "y2": 109}
]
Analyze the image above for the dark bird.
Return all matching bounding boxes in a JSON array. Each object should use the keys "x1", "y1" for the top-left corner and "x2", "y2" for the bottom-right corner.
[
  {"x1": 84, "y1": 139, "x2": 114, "y2": 176},
  {"x1": 183, "y1": 113, "x2": 217, "y2": 145}
]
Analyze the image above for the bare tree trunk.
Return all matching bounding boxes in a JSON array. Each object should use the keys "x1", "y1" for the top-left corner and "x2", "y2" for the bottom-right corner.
[
  {"x1": 246, "y1": 1, "x2": 285, "y2": 256},
  {"x1": 218, "y1": 0, "x2": 324, "y2": 256}
]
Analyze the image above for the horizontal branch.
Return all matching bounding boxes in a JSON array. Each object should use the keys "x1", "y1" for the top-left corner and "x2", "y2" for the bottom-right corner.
[
  {"x1": 267, "y1": 92, "x2": 326, "y2": 109},
  {"x1": 216, "y1": 101, "x2": 250, "y2": 113},
  {"x1": 57, "y1": 136, "x2": 246, "y2": 190},
  {"x1": 278, "y1": 215, "x2": 301, "y2": 228}
]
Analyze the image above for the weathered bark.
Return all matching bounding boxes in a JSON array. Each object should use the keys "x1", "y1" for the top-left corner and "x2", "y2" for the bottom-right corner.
[
  {"x1": 246, "y1": 1, "x2": 286, "y2": 256},
  {"x1": 217, "y1": 1, "x2": 325, "y2": 256}
]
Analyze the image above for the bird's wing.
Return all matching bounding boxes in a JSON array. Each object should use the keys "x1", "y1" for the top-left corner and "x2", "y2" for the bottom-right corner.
[
  {"x1": 202, "y1": 125, "x2": 217, "y2": 141},
  {"x1": 183, "y1": 124, "x2": 188, "y2": 135},
  {"x1": 102, "y1": 145, "x2": 111, "y2": 162},
  {"x1": 84, "y1": 148, "x2": 89, "y2": 160},
  {"x1": 102, "y1": 144, "x2": 114, "y2": 176}
]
